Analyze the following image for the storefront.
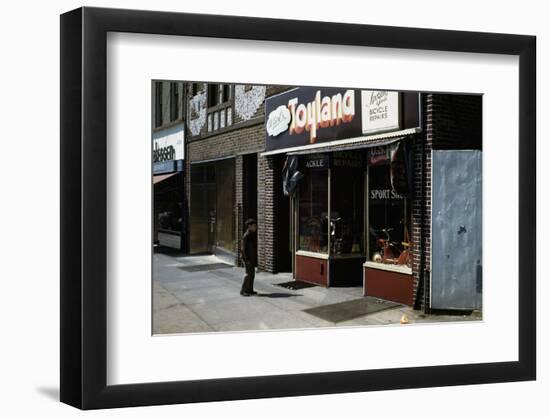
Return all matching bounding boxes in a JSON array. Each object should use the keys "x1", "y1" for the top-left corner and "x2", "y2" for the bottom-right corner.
[
  {"x1": 153, "y1": 123, "x2": 186, "y2": 251},
  {"x1": 291, "y1": 150, "x2": 366, "y2": 286},
  {"x1": 264, "y1": 87, "x2": 421, "y2": 302}
]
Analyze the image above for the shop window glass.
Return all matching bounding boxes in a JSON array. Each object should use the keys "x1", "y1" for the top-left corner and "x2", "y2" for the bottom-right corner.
[
  {"x1": 330, "y1": 152, "x2": 364, "y2": 255},
  {"x1": 156, "y1": 200, "x2": 183, "y2": 233},
  {"x1": 298, "y1": 169, "x2": 328, "y2": 253},
  {"x1": 368, "y1": 161, "x2": 411, "y2": 269},
  {"x1": 154, "y1": 173, "x2": 184, "y2": 249}
]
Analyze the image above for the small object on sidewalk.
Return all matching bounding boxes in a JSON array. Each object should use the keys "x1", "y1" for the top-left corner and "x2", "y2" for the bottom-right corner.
[
  {"x1": 240, "y1": 291, "x2": 251, "y2": 297},
  {"x1": 400, "y1": 314, "x2": 410, "y2": 324}
]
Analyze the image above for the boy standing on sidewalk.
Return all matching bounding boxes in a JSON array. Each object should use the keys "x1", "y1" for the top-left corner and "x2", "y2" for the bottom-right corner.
[{"x1": 240, "y1": 219, "x2": 258, "y2": 296}]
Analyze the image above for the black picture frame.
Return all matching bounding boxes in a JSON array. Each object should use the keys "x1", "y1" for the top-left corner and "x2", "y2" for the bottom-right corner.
[{"x1": 60, "y1": 6, "x2": 536, "y2": 410}]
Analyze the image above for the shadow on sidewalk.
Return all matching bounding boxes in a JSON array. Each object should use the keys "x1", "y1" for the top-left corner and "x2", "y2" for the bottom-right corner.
[
  {"x1": 153, "y1": 246, "x2": 185, "y2": 257},
  {"x1": 256, "y1": 293, "x2": 303, "y2": 298}
]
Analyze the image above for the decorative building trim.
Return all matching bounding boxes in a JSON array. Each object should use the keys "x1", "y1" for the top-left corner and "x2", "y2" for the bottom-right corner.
[{"x1": 234, "y1": 85, "x2": 266, "y2": 121}]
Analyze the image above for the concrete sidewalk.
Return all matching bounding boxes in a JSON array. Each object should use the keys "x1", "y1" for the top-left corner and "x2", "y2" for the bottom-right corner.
[{"x1": 153, "y1": 253, "x2": 479, "y2": 334}]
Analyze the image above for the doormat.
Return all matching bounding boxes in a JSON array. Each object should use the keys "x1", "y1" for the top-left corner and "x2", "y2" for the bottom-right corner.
[
  {"x1": 303, "y1": 297, "x2": 401, "y2": 323},
  {"x1": 178, "y1": 263, "x2": 233, "y2": 272},
  {"x1": 276, "y1": 280, "x2": 317, "y2": 290}
]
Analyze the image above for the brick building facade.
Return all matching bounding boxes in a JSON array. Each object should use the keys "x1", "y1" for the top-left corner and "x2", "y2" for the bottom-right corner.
[
  {"x1": 159, "y1": 82, "x2": 482, "y2": 313},
  {"x1": 184, "y1": 83, "x2": 292, "y2": 270}
]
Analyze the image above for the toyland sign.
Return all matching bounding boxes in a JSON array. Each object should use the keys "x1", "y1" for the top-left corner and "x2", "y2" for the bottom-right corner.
[{"x1": 265, "y1": 87, "x2": 413, "y2": 152}]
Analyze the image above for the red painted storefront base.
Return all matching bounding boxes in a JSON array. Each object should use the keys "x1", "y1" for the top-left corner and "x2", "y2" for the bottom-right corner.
[
  {"x1": 363, "y1": 266, "x2": 414, "y2": 306},
  {"x1": 295, "y1": 255, "x2": 328, "y2": 287}
]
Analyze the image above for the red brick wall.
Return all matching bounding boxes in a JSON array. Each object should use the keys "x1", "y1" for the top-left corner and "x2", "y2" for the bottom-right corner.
[
  {"x1": 410, "y1": 95, "x2": 433, "y2": 310},
  {"x1": 257, "y1": 155, "x2": 277, "y2": 272}
]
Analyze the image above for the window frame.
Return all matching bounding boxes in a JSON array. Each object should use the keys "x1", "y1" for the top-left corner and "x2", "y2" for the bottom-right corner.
[
  {"x1": 296, "y1": 166, "x2": 330, "y2": 256},
  {"x1": 365, "y1": 162, "x2": 412, "y2": 272}
]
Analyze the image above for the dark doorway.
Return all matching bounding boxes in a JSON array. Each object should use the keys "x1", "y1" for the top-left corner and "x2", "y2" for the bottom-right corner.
[
  {"x1": 243, "y1": 153, "x2": 258, "y2": 224},
  {"x1": 275, "y1": 155, "x2": 292, "y2": 272},
  {"x1": 190, "y1": 164, "x2": 215, "y2": 254},
  {"x1": 189, "y1": 160, "x2": 236, "y2": 260}
]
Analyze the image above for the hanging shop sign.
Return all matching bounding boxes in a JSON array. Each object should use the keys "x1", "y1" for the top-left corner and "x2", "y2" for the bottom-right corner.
[
  {"x1": 265, "y1": 87, "x2": 420, "y2": 153},
  {"x1": 361, "y1": 91, "x2": 401, "y2": 135},
  {"x1": 153, "y1": 123, "x2": 185, "y2": 174},
  {"x1": 368, "y1": 146, "x2": 391, "y2": 165}
]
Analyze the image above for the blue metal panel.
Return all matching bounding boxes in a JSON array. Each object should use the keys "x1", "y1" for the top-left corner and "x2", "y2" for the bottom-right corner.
[{"x1": 431, "y1": 150, "x2": 482, "y2": 310}]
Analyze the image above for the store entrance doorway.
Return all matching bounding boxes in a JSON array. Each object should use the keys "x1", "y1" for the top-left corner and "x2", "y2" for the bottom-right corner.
[
  {"x1": 190, "y1": 159, "x2": 236, "y2": 261},
  {"x1": 276, "y1": 154, "x2": 293, "y2": 273}
]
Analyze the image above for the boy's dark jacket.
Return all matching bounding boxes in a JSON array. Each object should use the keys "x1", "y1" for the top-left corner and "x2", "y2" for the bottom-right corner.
[{"x1": 241, "y1": 230, "x2": 257, "y2": 266}]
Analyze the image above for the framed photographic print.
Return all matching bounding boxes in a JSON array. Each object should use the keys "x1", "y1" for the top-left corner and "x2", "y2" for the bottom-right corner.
[{"x1": 60, "y1": 6, "x2": 536, "y2": 410}]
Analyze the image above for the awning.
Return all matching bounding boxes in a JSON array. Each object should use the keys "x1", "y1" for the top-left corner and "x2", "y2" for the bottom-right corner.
[
  {"x1": 287, "y1": 136, "x2": 402, "y2": 155},
  {"x1": 260, "y1": 127, "x2": 421, "y2": 157},
  {"x1": 153, "y1": 172, "x2": 178, "y2": 185}
]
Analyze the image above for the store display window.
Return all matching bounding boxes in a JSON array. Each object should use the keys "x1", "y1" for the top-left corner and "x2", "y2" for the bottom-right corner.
[
  {"x1": 367, "y1": 144, "x2": 412, "y2": 269},
  {"x1": 157, "y1": 201, "x2": 183, "y2": 233},
  {"x1": 298, "y1": 168, "x2": 328, "y2": 253},
  {"x1": 330, "y1": 152, "x2": 364, "y2": 256}
]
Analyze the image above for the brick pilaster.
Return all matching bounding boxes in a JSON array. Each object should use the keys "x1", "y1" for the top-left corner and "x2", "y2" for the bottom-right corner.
[{"x1": 257, "y1": 155, "x2": 277, "y2": 273}]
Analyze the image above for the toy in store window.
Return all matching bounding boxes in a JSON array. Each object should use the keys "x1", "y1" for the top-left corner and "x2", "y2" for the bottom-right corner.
[
  {"x1": 374, "y1": 228, "x2": 401, "y2": 263},
  {"x1": 372, "y1": 225, "x2": 412, "y2": 267},
  {"x1": 397, "y1": 223, "x2": 412, "y2": 268},
  {"x1": 305, "y1": 216, "x2": 322, "y2": 252}
]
